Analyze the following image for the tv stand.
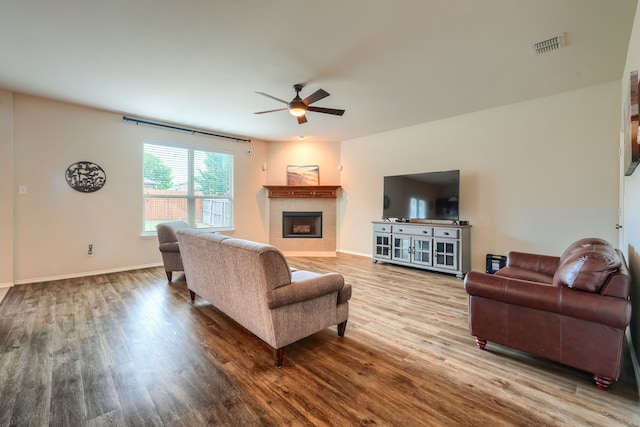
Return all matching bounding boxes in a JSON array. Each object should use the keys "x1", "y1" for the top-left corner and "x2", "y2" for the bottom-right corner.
[{"x1": 372, "y1": 221, "x2": 471, "y2": 278}]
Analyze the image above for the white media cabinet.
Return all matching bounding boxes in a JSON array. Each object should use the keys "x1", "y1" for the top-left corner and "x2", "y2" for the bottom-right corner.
[{"x1": 372, "y1": 221, "x2": 471, "y2": 278}]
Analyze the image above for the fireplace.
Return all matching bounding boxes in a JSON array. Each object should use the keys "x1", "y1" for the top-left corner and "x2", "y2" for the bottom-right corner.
[
  {"x1": 265, "y1": 185, "x2": 339, "y2": 256},
  {"x1": 282, "y1": 211, "x2": 322, "y2": 238}
]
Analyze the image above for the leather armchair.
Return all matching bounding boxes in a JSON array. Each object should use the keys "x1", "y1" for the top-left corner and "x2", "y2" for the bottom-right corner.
[
  {"x1": 464, "y1": 238, "x2": 631, "y2": 390},
  {"x1": 156, "y1": 221, "x2": 190, "y2": 281}
]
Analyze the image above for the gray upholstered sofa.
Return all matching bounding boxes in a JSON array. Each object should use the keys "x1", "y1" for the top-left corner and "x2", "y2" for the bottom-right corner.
[{"x1": 176, "y1": 229, "x2": 352, "y2": 367}]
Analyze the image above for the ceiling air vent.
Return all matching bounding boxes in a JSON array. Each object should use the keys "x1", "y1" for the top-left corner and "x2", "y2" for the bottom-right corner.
[{"x1": 530, "y1": 33, "x2": 566, "y2": 55}]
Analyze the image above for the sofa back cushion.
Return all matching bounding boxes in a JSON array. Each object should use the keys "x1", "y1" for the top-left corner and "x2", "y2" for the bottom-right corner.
[
  {"x1": 559, "y1": 237, "x2": 612, "y2": 264},
  {"x1": 219, "y1": 238, "x2": 293, "y2": 290},
  {"x1": 553, "y1": 246, "x2": 621, "y2": 293}
]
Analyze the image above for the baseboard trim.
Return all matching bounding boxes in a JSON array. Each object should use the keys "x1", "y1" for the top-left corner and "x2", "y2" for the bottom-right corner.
[
  {"x1": 13, "y1": 263, "x2": 163, "y2": 285},
  {"x1": 282, "y1": 251, "x2": 337, "y2": 257},
  {"x1": 0, "y1": 282, "x2": 14, "y2": 289},
  {"x1": 625, "y1": 329, "x2": 640, "y2": 398},
  {"x1": 337, "y1": 249, "x2": 370, "y2": 258}
]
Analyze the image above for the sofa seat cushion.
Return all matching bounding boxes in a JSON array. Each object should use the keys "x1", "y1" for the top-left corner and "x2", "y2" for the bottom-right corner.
[
  {"x1": 553, "y1": 247, "x2": 622, "y2": 293},
  {"x1": 495, "y1": 266, "x2": 553, "y2": 284}
]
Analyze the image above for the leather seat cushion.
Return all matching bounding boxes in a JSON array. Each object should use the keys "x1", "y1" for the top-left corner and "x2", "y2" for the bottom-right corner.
[{"x1": 495, "y1": 266, "x2": 554, "y2": 284}]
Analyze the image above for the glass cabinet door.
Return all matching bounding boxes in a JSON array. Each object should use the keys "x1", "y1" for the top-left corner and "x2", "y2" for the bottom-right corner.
[
  {"x1": 393, "y1": 236, "x2": 411, "y2": 262},
  {"x1": 374, "y1": 233, "x2": 391, "y2": 259},
  {"x1": 434, "y1": 238, "x2": 458, "y2": 270},
  {"x1": 411, "y1": 238, "x2": 432, "y2": 266}
]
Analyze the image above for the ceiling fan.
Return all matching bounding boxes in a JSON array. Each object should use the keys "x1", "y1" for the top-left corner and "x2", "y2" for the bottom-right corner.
[{"x1": 254, "y1": 83, "x2": 345, "y2": 124}]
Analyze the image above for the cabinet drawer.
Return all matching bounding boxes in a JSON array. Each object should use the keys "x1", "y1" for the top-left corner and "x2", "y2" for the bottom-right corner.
[
  {"x1": 373, "y1": 223, "x2": 392, "y2": 233},
  {"x1": 392, "y1": 225, "x2": 433, "y2": 236},
  {"x1": 433, "y1": 227, "x2": 459, "y2": 238}
]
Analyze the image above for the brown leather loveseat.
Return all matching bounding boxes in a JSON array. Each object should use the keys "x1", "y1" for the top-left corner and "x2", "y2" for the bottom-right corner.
[{"x1": 464, "y1": 238, "x2": 631, "y2": 390}]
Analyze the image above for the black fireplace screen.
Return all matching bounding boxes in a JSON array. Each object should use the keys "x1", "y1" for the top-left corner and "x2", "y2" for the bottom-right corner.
[{"x1": 282, "y1": 211, "x2": 322, "y2": 238}]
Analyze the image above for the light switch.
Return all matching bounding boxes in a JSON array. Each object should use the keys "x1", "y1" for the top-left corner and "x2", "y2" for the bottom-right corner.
[{"x1": 18, "y1": 185, "x2": 27, "y2": 195}]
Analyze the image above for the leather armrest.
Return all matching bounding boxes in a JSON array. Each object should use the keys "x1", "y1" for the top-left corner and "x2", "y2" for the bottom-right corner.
[
  {"x1": 267, "y1": 272, "x2": 345, "y2": 309},
  {"x1": 464, "y1": 271, "x2": 631, "y2": 328},
  {"x1": 507, "y1": 251, "x2": 560, "y2": 277}
]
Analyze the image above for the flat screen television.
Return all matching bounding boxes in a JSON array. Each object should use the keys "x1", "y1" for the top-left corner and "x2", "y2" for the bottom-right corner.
[{"x1": 382, "y1": 170, "x2": 460, "y2": 221}]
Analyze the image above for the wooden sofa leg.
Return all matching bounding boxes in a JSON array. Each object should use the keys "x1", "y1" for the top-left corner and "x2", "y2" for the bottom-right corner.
[
  {"x1": 275, "y1": 348, "x2": 285, "y2": 368},
  {"x1": 594, "y1": 375, "x2": 613, "y2": 391},
  {"x1": 166, "y1": 271, "x2": 172, "y2": 281},
  {"x1": 337, "y1": 320, "x2": 348, "y2": 337},
  {"x1": 475, "y1": 337, "x2": 487, "y2": 350},
  {"x1": 189, "y1": 289, "x2": 195, "y2": 302}
]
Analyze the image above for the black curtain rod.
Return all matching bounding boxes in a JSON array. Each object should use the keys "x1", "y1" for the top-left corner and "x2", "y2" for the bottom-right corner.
[{"x1": 122, "y1": 116, "x2": 251, "y2": 143}]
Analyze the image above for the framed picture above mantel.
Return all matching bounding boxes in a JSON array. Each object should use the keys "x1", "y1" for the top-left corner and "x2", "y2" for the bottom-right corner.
[{"x1": 287, "y1": 165, "x2": 319, "y2": 185}]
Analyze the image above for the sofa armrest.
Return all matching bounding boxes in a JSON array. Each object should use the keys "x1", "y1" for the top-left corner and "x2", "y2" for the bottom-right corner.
[
  {"x1": 506, "y1": 251, "x2": 560, "y2": 277},
  {"x1": 267, "y1": 272, "x2": 345, "y2": 309},
  {"x1": 159, "y1": 242, "x2": 180, "y2": 253},
  {"x1": 464, "y1": 271, "x2": 631, "y2": 328}
]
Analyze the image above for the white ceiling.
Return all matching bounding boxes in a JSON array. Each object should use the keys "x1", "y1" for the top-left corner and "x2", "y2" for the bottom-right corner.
[{"x1": 0, "y1": 0, "x2": 636, "y2": 143}]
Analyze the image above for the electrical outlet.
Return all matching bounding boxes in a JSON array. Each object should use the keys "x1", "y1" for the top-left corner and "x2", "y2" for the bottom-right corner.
[{"x1": 88, "y1": 244, "x2": 94, "y2": 256}]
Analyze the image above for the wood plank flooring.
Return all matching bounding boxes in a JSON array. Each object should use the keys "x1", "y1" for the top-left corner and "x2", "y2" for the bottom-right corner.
[{"x1": 0, "y1": 253, "x2": 638, "y2": 426}]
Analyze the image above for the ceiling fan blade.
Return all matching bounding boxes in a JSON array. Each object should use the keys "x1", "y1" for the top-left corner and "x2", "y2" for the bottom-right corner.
[
  {"x1": 307, "y1": 106, "x2": 345, "y2": 116},
  {"x1": 254, "y1": 108, "x2": 288, "y2": 114},
  {"x1": 255, "y1": 92, "x2": 288, "y2": 104},
  {"x1": 303, "y1": 89, "x2": 330, "y2": 106},
  {"x1": 297, "y1": 114, "x2": 308, "y2": 124}
]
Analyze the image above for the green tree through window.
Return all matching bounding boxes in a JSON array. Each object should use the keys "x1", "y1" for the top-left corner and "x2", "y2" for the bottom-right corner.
[
  {"x1": 144, "y1": 152, "x2": 173, "y2": 190},
  {"x1": 195, "y1": 152, "x2": 230, "y2": 195},
  {"x1": 143, "y1": 142, "x2": 234, "y2": 232}
]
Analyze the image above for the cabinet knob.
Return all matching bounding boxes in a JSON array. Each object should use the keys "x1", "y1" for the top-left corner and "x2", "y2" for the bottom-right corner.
[{"x1": 398, "y1": 228, "x2": 403, "y2": 232}]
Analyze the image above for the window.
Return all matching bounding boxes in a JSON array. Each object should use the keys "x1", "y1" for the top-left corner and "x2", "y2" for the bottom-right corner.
[
  {"x1": 143, "y1": 141, "x2": 233, "y2": 233},
  {"x1": 409, "y1": 197, "x2": 426, "y2": 219}
]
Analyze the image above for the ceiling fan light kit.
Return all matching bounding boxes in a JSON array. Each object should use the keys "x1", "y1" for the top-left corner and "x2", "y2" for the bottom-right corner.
[
  {"x1": 289, "y1": 104, "x2": 306, "y2": 117},
  {"x1": 255, "y1": 83, "x2": 345, "y2": 124}
]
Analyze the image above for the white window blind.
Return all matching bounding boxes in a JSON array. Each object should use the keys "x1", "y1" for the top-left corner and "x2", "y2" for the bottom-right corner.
[{"x1": 143, "y1": 141, "x2": 233, "y2": 233}]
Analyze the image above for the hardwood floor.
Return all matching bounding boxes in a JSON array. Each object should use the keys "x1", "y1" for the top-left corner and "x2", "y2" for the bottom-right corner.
[{"x1": 1, "y1": 253, "x2": 638, "y2": 426}]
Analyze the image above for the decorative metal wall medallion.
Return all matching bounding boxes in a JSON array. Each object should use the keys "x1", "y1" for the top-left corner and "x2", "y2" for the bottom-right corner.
[{"x1": 65, "y1": 161, "x2": 107, "y2": 193}]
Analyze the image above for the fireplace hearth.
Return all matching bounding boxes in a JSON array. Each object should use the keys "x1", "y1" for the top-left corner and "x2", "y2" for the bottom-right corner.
[{"x1": 282, "y1": 211, "x2": 322, "y2": 238}]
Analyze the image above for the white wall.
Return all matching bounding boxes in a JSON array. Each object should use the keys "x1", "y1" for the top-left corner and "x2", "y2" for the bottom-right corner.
[
  {"x1": 12, "y1": 93, "x2": 268, "y2": 283},
  {"x1": 3, "y1": 82, "x2": 624, "y2": 286},
  {"x1": 265, "y1": 140, "x2": 341, "y2": 185},
  {"x1": 622, "y1": 2, "x2": 640, "y2": 378},
  {"x1": 338, "y1": 82, "x2": 621, "y2": 272},
  {"x1": 0, "y1": 90, "x2": 14, "y2": 287}
]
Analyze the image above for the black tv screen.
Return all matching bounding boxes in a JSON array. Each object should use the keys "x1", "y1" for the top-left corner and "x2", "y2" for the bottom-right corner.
[{"x1": 383, "y1": 170, "x2": 460, "y2": 221}]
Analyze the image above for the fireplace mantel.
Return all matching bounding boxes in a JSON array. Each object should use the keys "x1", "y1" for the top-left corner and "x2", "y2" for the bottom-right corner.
[{"x1": 264, "y1": 185, "x2": 341, "y2": 199}]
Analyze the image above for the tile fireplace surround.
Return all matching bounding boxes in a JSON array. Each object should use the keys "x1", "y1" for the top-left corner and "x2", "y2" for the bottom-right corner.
[{"x1": 265, "y1": 186, "x2": 340, "y2": 257}]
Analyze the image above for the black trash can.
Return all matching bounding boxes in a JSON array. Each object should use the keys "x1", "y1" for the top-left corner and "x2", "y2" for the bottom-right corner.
[{"x1": 486, "y1": 254, "x2": 507, "y2": 274}]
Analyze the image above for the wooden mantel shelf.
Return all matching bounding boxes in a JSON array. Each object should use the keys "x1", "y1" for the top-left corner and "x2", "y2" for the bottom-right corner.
[{"x1": 264, "y1": 185, "x2": 341, "y2": 198}]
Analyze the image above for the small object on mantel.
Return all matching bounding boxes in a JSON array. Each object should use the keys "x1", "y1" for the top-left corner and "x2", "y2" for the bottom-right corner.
[{"x1": 263, "y1": 185, "x2": 341, "y2": 198}]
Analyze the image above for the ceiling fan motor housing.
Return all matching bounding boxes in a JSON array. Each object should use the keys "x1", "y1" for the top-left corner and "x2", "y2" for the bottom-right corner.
[{"x1": 254, "y1": 83, "x2": 345, "y2": 123}]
